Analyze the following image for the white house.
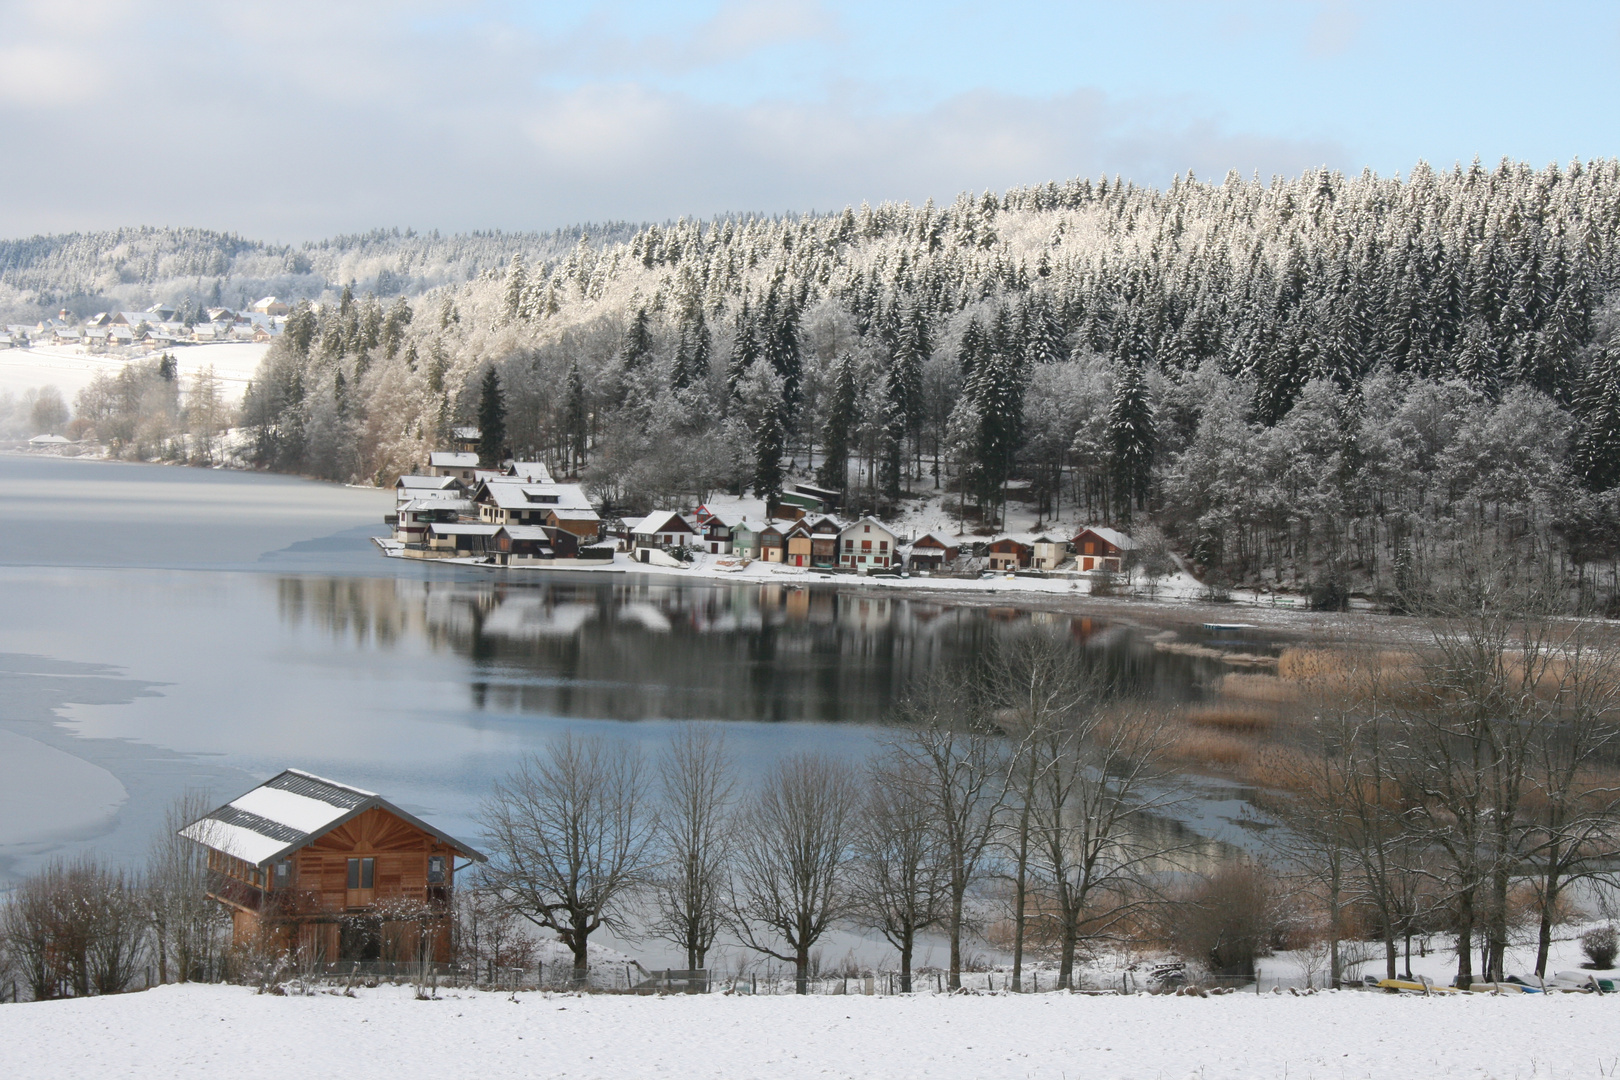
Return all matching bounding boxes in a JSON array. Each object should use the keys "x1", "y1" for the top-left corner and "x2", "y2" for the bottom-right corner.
[
  {"x1": 630, "y1": 510, "x2": 697, "y2": 555},
  {"x1": 838, "y1": 517, "x2": 899, "y2": 570}
]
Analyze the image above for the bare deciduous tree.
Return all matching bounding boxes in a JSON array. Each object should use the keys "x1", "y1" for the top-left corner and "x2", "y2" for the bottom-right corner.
[
  {"x1": 728, "y1": 752, "x2": 857, "y2": 994},
  {"x1": 891, "y1": 672, "x2": 1006, "y2": 990},
  {"x1": 848, "y1": 752, "x2": 949, "y2": 992},
  {"x1": 1, "y1": 857, "x2": 146, "y2": 999},
  {"x1": 147, "y1": 790, "x2": 230, "y2": 984},
  {"x1": 650, "y1": 725, "x2": 735, "y2": 972},
  {"x1": 482, "y1": 734, "x2": 657, "y2": 985}
]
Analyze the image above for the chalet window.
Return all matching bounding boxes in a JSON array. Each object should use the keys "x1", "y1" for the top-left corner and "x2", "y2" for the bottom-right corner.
[
  {"x1": 347, "y1": 857, "x2": 375, "y2": 889},
  {"x1": 274, "y1": 860, "x2": 292, "y2": 887},
  {"x1": 845, "y1": 539, "x2": 853, "y2": 550},
  {"x1": 879, "y1": 541, "x2": 887, "y2": 551},
  {"x1": 427, "y1": 856, "x2": 446, "y2": 884},
  {"x1": 862, "y1": 540, "x2": 871, "y2": 550}
]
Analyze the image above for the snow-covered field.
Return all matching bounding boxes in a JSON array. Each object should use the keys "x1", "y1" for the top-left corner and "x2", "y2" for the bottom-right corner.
[
  {"x1": 5, "y1": 981, "x2": 1618, "y2": 1080},
  {"x1": 0, "y1": 342, "x2": 268, "y2": 403}
]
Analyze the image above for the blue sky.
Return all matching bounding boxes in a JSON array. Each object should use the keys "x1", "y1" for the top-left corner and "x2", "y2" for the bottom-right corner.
[{"x1": 1, "y1": 1, "x2": 1616, "y2": 238}]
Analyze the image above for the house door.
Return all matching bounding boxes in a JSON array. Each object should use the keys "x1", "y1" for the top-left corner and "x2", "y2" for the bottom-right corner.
[{"x1": 1083, "y1": 557, "x2": 1093, "y2": 570}]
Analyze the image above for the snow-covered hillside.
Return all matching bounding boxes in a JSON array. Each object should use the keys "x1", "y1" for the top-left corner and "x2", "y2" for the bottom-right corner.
[{"x1": 4, "y1": 981, "x2": 1616, "y2": 1080}]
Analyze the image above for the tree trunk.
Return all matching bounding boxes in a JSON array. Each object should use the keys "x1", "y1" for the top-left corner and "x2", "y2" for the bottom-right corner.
[
  {"x1": 899, "y1": 939, "x2": 914, "y2": 994},
  {"x1": 1454, "y1": 889, "x2": 1474, "y2": 989},
  {"x1": 795, "y1": 946, "x2": 810, "y2": 995},
  {"x1": 948, "y1": 890, "x2": 964, "y2": 990},
  {"x1": 1011, "y1": 800, "x2": 1031, "y2": 992},
  {"x1": 1535, "y1": 877, "x2": 1561, "y2": 977}
]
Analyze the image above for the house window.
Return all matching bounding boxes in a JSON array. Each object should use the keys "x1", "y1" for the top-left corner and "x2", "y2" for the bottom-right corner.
[
  {"x1": 347, "y1": 857, "x2": 375, "y2": 890},
  {"x1": 274, "y1": 860, "x2": 292, "y2": 887},
  {"x1": 862, "y1": 540, "x2": 871, "y2": 551},
  {"x1": 879, "y1": 541, "x2": 887, "y2": 551},
  {"x1": 845, "y1": 539, "x2": 853, "y2": 550},
  {"x1": 863, "y1": 525, "x2": 870, "y2": 533},
  {"x1": 427, "y1": 856, "x2": 446, "y2": 884}
]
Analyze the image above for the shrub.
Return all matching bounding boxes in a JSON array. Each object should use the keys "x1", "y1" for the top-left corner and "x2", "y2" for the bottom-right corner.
[{"x1": 1582, "y1": 925, "x2": 1618, "y2": 969}]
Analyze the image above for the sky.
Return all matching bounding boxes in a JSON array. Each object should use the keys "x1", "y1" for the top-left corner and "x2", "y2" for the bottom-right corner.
[{"x1": 0, "y1": 0, "x2": 1617, "y2": 240}]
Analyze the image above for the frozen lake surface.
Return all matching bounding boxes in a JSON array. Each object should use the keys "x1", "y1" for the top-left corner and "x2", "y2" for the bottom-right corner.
[{"x1": 0, "y1": 456, "x2": 1263, "y2": 908}]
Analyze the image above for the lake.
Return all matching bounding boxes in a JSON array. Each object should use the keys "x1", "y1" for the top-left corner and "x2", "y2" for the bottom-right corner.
[{"x1": 0, "y1": 455, "x2": 1277, "y2": 901}]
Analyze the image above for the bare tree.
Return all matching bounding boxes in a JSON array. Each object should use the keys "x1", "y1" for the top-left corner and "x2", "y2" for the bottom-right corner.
[
  {"x1": 891, "y1": 671, "x2": 1006, "y2": 990},
  {"x1": 1026, "y1": 702, "x2": 1185, "y2": 988},
  {"x1": 147, "y1": 790, "x2": 229, "y2": 984},
  {"x1": 1, "y1": 857, "x2": 145, "y2": 999},
  {"x1": 482, "y1": 734, "x2": 658, "y2": 985},
  {"x1": 728, "y1": 752, "x2": 857, "y2": 994},
  {"x1": 650, "y1": 725, "x2": 735, "y2": 972},
  {"x1": 848, "y1": 752, "x2": 949, "y2": 992}
]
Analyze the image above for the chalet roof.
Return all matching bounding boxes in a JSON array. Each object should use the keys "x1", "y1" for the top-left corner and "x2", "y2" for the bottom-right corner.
[
  {"x1": 451, "y1": 426, "x2": 480, "y2": 440},
  {"x1": 496, "y1": 524, "x2": 552, "y2": 540},
  {"x1": 479, "y1": 481, "x2": 594, "y2": 512},
  {"x1": 428, "y1": 523, "x2": 502, "y2": 536},
  {"x1": 1076, "y1": 525, "x2": 1136, "y2": 550},
  {"x1": 631, "y1": 509, "x2": 694, "y2": 534},
  {"x1": 547, "y1": 507, "x2": 601, "y2": 522},
  {"x1": 429, "y1": 451, "x2": 480, "y2": 468},
  {"x1": 839, "y1": 516, "x2": 896, "y2": 538},
  {"x1": 911, "y1": 531, "x2": 957, "y2": 548},
  {"x1": 505, "y1": 460, "x2": 551, "y2": 482},
  {"x1": 731, "y1": 518, "x2": 768, "y2": 534},
  {"x1": 988, "y1": 535, "x2": 1034, "y2": 550},
  {"x1": 181, "y1": 768, "x2": 486, "y2": 868},
  {"x1": 396, "y1": 498, "x2": 470, "y2": 515},
  {"x1": 396, "y1": 474, "x2": 462, "y2": 489},
  {"x1": 29, "y1": 433, "x2": 71, "y2": 445}
]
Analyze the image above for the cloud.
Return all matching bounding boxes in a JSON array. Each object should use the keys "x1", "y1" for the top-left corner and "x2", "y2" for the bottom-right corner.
[{"x1": 0, "y1": 1, "x2": 1343, "y2": 239}]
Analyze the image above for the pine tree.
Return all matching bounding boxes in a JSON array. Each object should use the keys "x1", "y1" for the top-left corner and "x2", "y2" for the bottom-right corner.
[
  {"x1": 504, "y1": 254, "x2": 527, "y2": 321},
  {"x1": 477, "y1": 365, "x2": 506, "y2": 466},
  {"x1": 1574, "y1": 342, "x2": 1620, "y2": 491},
  {"x1": 817, "y1": 353, "x2": 858, "y2": 493},
  {"x1": 726, "y1": 299, "x2": 759, "y2": 404},
  {"x1": 673, "y1": 306, "x2": 711, "y2": 390},
  {"x1": 753, "y1": 401, "x2": 787, "y2": 509},
  {"x1": 622, "y1": 307, "x2": 654, "y2": 372},
  {"x1": 1108, "y1": 358, "x2": 1155, "y2": 519}
]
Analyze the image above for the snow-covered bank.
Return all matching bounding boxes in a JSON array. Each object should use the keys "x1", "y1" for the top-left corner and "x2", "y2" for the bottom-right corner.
[
  {"x1": 0, "y1": 341, "x2": 267, "y2": 402},
  {"x1": 6, "y1": 981, "x2": 1617, "y2": 1080}
]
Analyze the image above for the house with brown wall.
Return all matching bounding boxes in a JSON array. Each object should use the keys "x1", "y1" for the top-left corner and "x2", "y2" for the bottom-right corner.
[{"x1": 182, "y1": 769, "x2": 484, "y2": 964}]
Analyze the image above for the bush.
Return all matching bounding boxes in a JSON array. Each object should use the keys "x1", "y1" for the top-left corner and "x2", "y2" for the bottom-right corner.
[
  {"x1": 1169, "y1": 860, "x2": 1279, "y2": 979},
  {"x1": 1582, "y1": 925, "x2": 1618, "y2": 969}
]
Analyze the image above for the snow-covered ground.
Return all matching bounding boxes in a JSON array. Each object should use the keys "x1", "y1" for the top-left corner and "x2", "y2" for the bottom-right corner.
[
  {"x1": 0, "y1": 342, "x2": 268, "y2": 403},
  {"x1": 6, "y1": 979, "x2": 1619, "y2": 1080}
]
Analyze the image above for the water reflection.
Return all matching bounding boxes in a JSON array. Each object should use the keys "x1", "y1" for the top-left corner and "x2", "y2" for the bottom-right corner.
[{"x1": 274, "y1": 575, "x2": 1237, "y2": 725}]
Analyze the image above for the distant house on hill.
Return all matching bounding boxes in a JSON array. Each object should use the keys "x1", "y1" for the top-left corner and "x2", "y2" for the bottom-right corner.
[
  {"x1": 181, "y1": 769, "x2": 484, "y2": 963},
  {"x1": 1072, "y1": 526, "x2": 1135, "y2": 572},
  {"x1": 450, "y1": 426, "x2": 481, "y2": 454},
  {"x1": 251, "y1": 296, "x2": 290, "y2": 317}
]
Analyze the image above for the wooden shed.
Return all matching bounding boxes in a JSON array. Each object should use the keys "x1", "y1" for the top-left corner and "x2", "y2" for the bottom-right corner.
[{"x1": 182, "y1": 769, "x2": 484, "y2": 964}]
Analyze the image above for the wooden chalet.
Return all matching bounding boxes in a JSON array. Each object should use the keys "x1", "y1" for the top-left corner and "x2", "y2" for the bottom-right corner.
[
  {"x1": 906, "y1": 532, "x2": 959, "y2": 570},
  {"x1": 756, "y1": 522, "x2": 786, "y2": 562},
  {"x1": 693, "y1": 508, "x2": 737, "y2": 554},
  {"x1": 475, "y1": 481, "x2": 601, "y2": 540},
  {"x1": 1072, "y1": 526, "x2": 1135, "y2": 572},
  {"x1": 986, "y1": 536, "x2": 1034, "y2": 571},
  {"x1": 182, "y1": 769, "x2": 484, "y2": 964},
  {"x1": 427, "y1": 451, "x2": 481, "y2": 481}
]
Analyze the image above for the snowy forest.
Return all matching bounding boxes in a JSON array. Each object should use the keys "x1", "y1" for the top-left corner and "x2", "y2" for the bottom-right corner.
[{"x1": 68, "y1": 158, "x2": 1620, "y2": 611}]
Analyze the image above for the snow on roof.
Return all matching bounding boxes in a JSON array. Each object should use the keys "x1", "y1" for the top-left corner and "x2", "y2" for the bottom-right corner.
[
  {"x1": 496, "y1": 524, "x2": 553, "y2": 540},
  {"x1": 397, "y1": 498, "x2": 471, "y2": 514},
  {"x1": 911, "y1": 531, "x2": 957, "y2": 547},
  {"x1": 547, "y1": 507, "x2": 601, "y2": 521},
  {"x1": 733, "y1": 518, "x2": 769, "y2": 533},
  {"x1": 28, "y1": 433, "x2": 71, "y2": 445},
  {"x1": 181, "y1": 768, "x2": 483, "y2": 868},
  {"x1": 1077, "y1": 525, "x2": 1136, "y2": 550},
  {"x1": 506, "y1": 460, "x2": 551, "y2": 482},
  {"x1": 480, "y1": 481, "x2": 594, "y2": 511},
  {"x1": 839, "y1": 516, "x2": 895, "y2": 536},
  {"x1": 631, "y1": 510, "x2": 692, "y2": 534},
  {"x1": 429, "y1": 451, "x2": 480, "y2": 468},
  {"x1": 452, "y1": 426, "x2": 480, "y2": 439},
  {"x1": 396, "y1": 474, "x2": 460, "y2": 488}
]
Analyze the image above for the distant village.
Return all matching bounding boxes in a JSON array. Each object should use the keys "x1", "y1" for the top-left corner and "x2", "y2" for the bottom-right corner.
[
  {"x1": 386, "y1": 428, "x2": 1138, "y2": 579},
  {"x1": 0, "y1": 295, "x2": 288, "y2": 352}
]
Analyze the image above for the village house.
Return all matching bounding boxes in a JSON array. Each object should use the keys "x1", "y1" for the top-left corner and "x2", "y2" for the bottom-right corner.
[
  {"x1": 693, "y1": 507, "x2": 736, "y2": 554},
  {"x1": 390, "y1": 499, "x2": 467, "y2": 545},
  {"x1": 905, "y1": 531, "x2": 959, "y2": 571},
  {"x1": 394, "y1": 475, "x2": 464, "y2": 504},
  {"x1": 777, "y1": 481, "x2": 841, "y2": 519},
  {"x1": 986, "y1": 536, "x2": 1034, "y2": 571},
  {"x1": 756, "y1": 522, "x2": 786, "y2": 562},
  {"x1": 474, "y1": 481, "x2": 601, "y2": 541},
  {"x1": 839, "y1": 517, "x2": 898, "y2": 570},
  {"x1": 251, "y1": 296, "x2": 291, "y2": 317},
  {"x1": 424, "y1": 521, "x2": 502, "y2": 557},
  {"x1": 1072, "y1": 526, "x2": 1136, "y2": 572},
  {"x1": 427, "y1": 451, "x2": 481, "y2": 482},
  {"x1": 181, "y1": 769, "x2": 485, "y2": 963},
  {"x1": 729, "y1": 518, "x2": 768, "y2": 559},
  {"x1": 629, "y1": 509, "x2": 697, "y2": 556},
  {"x1": 450, "y1": 426, "x2": 481, "y2": 454},
  {"x1": 1030, "y1": 533, "x2": 1070, "y2": 571},
  {"x1": 504, "y1": 460, "x2": 551, "y2": 483}
]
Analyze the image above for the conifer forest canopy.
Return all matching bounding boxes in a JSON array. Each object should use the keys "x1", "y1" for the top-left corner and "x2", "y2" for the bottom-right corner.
[{"x1": 55, "y1": 160, "x2": 1620, "y2": 612}]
